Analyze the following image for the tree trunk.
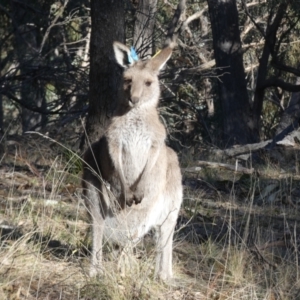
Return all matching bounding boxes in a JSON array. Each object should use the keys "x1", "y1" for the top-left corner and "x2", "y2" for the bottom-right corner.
[
  {"x1": 207, "y1": 0, "x2": 257, "y2": 146},
  {"x1": 252, "y1": 3, "x2": 288, "y2": 138},
  {"x1": 133, "y1": 0, "x2": 158, "y2": 58},
  {"x1": 84, "y1": 0, "x2": 125, "y2": 147}
]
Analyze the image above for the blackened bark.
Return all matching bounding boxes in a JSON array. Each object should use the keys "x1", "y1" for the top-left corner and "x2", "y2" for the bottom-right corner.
[
  {"x1": 207, "y1": 0, "x2": 257, "y2": 146},
  {"x1": 84, "y1": 0, "x2": 124, "y2": 147}
]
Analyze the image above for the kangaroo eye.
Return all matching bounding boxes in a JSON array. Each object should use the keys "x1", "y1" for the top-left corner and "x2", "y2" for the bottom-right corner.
[
  {"x1": 124, "y1": 78, "x2": 132, "y2": 85},
  {"x1": 145, "y1": 81, "x2": 152, "y2": 87}
]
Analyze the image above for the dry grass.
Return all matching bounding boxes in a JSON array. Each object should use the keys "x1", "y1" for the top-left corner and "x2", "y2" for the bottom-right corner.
[{"x1": 1, "y1": 137, "x2": 300, "y2": 299}]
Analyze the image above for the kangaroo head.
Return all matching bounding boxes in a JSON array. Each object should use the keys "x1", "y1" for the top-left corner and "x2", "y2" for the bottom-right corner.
[{"x1": 113, "y1": 42, "x2": 172, "y2": 109}]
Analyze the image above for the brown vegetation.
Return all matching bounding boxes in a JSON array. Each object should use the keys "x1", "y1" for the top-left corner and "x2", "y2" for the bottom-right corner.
[{"x1": 0, "y1": 131, "x2": 300, "y2": 299}]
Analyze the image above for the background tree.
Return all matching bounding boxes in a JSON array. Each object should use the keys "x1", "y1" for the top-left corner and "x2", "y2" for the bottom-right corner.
[
  {"x1": 83, "y1": 0, "x2": 124, "y2": 146},
  {"x1": 248, "y1": 1, "x2": 300, "y2": 140},
  {"x1": 206, "y1": 0, "x2": 257, "y2": 146},
  {"x1": 0, "y1": 0, "x2": 90, "y2": 135},
  {"x1": 0, "y1": 0, "x2": 300, "y2": 152}
]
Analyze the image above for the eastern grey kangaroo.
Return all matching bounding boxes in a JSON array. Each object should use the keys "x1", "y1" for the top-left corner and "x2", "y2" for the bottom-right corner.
[{"x1": 82, "y1": 41, "x2": 182, "y2": 281}]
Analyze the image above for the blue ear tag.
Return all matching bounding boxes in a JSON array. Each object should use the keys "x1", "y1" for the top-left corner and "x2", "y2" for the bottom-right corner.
[
  {"x1": 127, "y1": 46, "x2": 139, "y2": 64},
  {"x1": 127, "y1": 53, "x2": 133, "y2": 64},
  {"x1": 130, "y1": 47, "x2": 139, "y2": 61}
]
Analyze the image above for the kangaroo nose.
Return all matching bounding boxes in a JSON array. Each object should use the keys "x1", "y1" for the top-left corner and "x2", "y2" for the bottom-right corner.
[{"x1": 130, "y1": 96, "x2": 139, "y2": 104}]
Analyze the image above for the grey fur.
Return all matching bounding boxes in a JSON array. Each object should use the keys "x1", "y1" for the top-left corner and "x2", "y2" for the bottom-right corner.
[{"x1": 82, "y1": 42, "x2": 182, "y2": 281}]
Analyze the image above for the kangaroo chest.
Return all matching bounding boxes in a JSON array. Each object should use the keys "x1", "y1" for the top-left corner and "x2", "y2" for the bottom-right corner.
[
  {"x1": 122, "y1": 115, "x2": 151, "y2": 150},
  {"x1": 108, "y1": 114, "x2": 154, "y2": 183}
]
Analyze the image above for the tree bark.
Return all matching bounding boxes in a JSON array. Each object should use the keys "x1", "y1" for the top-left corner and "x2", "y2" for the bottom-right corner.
[
  {"x1": 207, "y1": 0, "x2": 257, "y2": 146},
  {"x1": 84, "y1": 0, "x2": 124, "y2": 147},
  {"x1": 133, "y1": 0, "x2": 158, "y2": 58}
]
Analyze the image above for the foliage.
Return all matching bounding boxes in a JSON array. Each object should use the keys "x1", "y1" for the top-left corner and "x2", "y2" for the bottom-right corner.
[
  {"x1": 0, "y1": 0, "x2": 300, "y2": 145},
  {"x1": 0, "y1": 0, "x2": 90, "y2": 133}
]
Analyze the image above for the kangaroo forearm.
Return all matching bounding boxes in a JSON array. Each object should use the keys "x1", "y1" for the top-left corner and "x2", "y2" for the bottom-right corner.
[{"x1": 130, "y1": 144, "x2": 163, "y2": 202}]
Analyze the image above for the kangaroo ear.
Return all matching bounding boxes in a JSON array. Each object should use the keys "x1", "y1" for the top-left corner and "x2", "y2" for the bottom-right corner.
[
  {"x1": 148, "y1": 47, "x2": 172, "y2": 72},
  {"x1": 113, "y1": 41, "x2": 135, "y2": 68}
]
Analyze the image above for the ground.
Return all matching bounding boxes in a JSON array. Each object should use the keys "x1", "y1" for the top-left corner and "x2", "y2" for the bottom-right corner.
[{"x1": 0, "y1": 131, "x2": 300, "y2": 299}]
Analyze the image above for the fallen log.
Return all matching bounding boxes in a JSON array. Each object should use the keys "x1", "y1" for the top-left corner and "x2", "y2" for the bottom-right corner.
[
  {"x1": 213, "y1": 140, "x2": 271, "y2": 158},
  {"x1": 184, "y1": 161, "x2": 300, "y2": 180},
  {"x1": 213, "y1": 118, "x2": 300, "y2": 158},
  {"x1": 184, "y1": 160, "x2": 255, "y2": 174}
]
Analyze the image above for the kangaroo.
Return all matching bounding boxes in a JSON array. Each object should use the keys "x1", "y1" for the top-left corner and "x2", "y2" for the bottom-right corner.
[{"x1": 82, "y1": 41, "x2": 182, "y2": 281}]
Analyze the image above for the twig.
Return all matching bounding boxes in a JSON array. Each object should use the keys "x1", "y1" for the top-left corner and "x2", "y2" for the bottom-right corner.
[{"x1": 252, "y1": 243, "x2": 278, "y2": 268}]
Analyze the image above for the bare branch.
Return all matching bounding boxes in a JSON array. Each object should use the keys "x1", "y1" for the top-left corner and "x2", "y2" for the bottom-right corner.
[
  {"x1": 245, "y1": 1, "x2": 266, "y2": 8},
  {"x1": 2, "y1": 91, "x2": 85, "y2": 116},
  {"x1": 245, "y1": 63, "x2": 259, "y2": 73},
  {"x1": 271, "y1": 60, "x2": 300, "y2": 77},
  {"x1": 180, "y1": 7, "x2": 206, "y2": 33},
  {"x1": 165, "y1": 0, "x2": 186, "y2": 47},
  {"x1": 262, "y1": 77, "x2": 300, "y2": 93},
  {"x1": 241, "y1": 0, "x2": 265, "y2": 38},
  {"x1": 240, "y1": 14, "x2": 267, "y2": 40},
  {"x1": 179, "y1": 60, "x2": 216, "y2": 75},
  {"x1": 39, "y1": 0, "x2": 69, "y2": 54}
]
